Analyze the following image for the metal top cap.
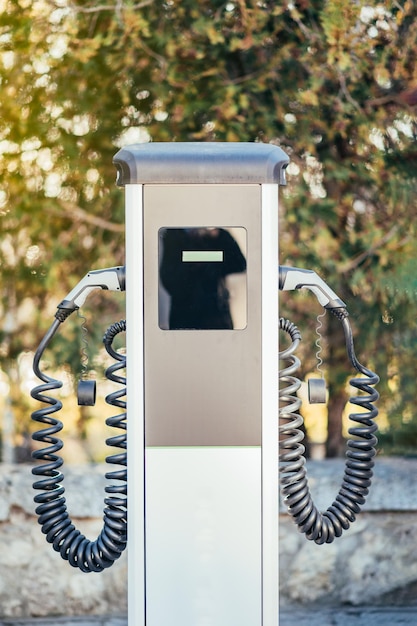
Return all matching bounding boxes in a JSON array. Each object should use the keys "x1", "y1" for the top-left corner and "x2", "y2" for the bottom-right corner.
[{"x1": 113, "y1": 142, "x2": 289, "y2": 186}]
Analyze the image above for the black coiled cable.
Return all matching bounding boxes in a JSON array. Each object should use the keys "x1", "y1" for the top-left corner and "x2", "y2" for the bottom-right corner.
[
  {"x1": 279, "y1": 310, "x2": 379, "y2": 544},
  {"x1": 31, "y1": 318, "x2": 127, "y2": 572}
]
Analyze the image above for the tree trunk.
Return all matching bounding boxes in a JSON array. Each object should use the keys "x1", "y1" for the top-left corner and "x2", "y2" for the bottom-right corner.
[
  {"x1": 326, "y1": 388, "x2": 348, "y2": 457},
  {"x1": 325, "y1": 312, "x2": 349, "y2": 458}
]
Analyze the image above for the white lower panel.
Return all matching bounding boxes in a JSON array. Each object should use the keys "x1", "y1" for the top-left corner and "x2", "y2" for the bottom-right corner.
[{"x1": 145, "y1": 447, "x2": 262, "y2": 626}]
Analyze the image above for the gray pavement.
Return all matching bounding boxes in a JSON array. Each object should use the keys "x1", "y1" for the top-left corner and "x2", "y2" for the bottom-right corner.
[
  {"x1": 1, "y1": 607, "x2": 417, "y2": 625},
  {"x1": 0, "y1": 619, "x2": 126, "y2": 626},
  {"x1": 280, "y1": 606, "x2": 417, "y2": 625},
  {"x1": 0, "y1": 618, "x2": 126, "y2": 626}
]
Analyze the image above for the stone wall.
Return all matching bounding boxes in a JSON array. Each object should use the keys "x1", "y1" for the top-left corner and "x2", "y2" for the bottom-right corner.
[
  {"x1": 1, "y1": 458, "x2": 416, "y2": 619},
  {"x1": 0, "y1": 465, "x2": 127, "y2": 619},
  {"x1": 280, "y1": 457, "x2": 417, "y2": 608}
]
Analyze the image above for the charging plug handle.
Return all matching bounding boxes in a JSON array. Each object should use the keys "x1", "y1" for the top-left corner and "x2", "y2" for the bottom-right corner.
[
  {"x1": 56, "y1": 265, "x2": 126, "y2": 318},
  {"x1": 279, "y1": 265, "x2": 346, "y2": 309}
]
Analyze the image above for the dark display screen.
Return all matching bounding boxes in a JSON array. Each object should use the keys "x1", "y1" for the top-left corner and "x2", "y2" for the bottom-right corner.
[{"x1": 158, "y1": 227, "x2": 247, "y2": 330}]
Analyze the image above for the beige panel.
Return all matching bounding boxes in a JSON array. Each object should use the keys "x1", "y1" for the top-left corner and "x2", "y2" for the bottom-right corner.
[{"x1": 144, "y1": 184, "x2": 262, "y2": 446}]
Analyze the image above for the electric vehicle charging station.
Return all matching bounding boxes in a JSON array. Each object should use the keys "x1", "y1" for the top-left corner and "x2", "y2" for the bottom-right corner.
[
  {"x1": 30, "y1": 141, "x2": 379, "y2": 625},
  {"x1": 114, "y1": 142, "x2": 289, "y2": 626}
]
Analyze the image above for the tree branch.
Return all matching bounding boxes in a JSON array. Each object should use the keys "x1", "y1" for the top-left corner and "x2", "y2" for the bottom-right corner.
[
  {"x1": 47, "y1": 201, "x2": 124, "y2": 233},
  {"x1": 339, "y1": 225, "x2": 403, "y2": 273},
  {"x1": 66, "y1": 1, "x2": 152, "y2": 14},
  {"x1": 337, "y1": 69, "x2": 364, "y2": 114}
]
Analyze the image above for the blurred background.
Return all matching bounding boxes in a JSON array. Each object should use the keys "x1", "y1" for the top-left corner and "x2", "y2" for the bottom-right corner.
[
  {"x1": 1, "y1": 0, "x2": 416, "y2": 464},
  {"x1": 1, "y1": 1, "x2": 417, "y2": 622}
]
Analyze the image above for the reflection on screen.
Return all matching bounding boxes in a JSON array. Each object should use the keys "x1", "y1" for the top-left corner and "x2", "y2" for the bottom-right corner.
[{"x1": 158, "y1": 227, "x2": 247, "y2": 330}]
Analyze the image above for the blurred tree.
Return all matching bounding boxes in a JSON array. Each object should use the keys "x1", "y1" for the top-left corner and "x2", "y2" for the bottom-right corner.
[
  {"x1": 0, "y1": 0, "x2": 416, "y2": 455},
  {"x1": 0, "y1": 0, "x2": 126, "y2": 448}
]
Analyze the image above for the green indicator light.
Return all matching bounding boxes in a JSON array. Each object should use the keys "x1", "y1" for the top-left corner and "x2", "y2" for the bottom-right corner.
[{"x1": 182, "y1": 250, "x2": 224, "y2": 262}]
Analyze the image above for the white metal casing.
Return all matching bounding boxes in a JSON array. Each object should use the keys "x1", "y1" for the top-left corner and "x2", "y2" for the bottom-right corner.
[{"x1": 121, "y1": 143, "x2": 287, "y2": 626}]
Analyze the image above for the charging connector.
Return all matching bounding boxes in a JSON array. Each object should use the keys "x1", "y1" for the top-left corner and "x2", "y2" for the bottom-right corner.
[
  {"x1": 56, "y1": 266, "x2": 126, "y2": 317},
  {"x1": 279, "y1": 265, "x2": 346, "y2": 309}
]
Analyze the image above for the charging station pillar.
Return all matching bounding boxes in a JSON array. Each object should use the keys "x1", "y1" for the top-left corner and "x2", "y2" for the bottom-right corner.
[{"x1": 113, "y1": 142, "x2": 289, "y2": 626}]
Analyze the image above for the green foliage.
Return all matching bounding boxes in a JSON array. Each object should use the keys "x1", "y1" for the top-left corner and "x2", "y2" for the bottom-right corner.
[{"x1": 0, "y1": 0, "x2": 416, "y2": 456}]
